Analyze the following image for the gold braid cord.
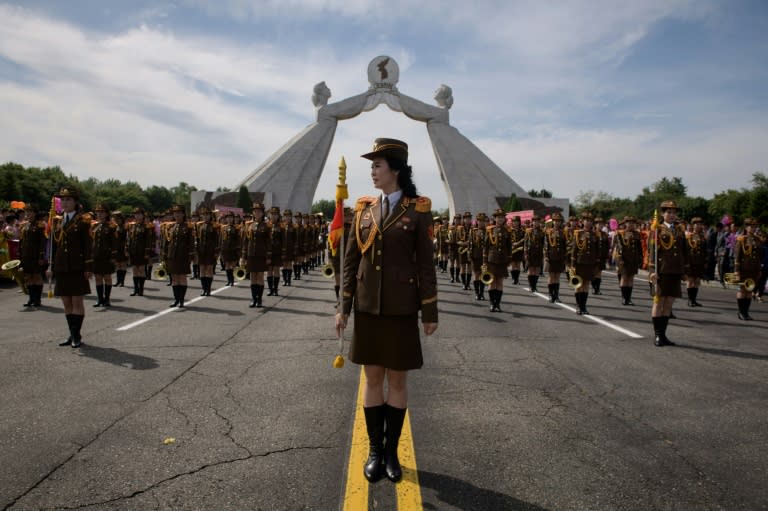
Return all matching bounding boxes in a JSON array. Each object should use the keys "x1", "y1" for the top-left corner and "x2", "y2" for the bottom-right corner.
[{"x1": 355, "y1": 209, "x2": 378, "y2": 255}]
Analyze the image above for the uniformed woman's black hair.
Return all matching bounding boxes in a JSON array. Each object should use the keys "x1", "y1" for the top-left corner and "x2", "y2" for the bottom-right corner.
[{"x1": 386, "y1": 157, "x2": 418, "y2": 198}]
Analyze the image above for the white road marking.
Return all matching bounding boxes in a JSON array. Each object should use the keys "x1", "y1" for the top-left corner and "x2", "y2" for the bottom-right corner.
[{"x1": 116, "y1": 283, "x2": 236, "y2": 331}]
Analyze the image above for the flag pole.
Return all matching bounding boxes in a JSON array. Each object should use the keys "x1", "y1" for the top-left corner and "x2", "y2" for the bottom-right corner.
[{"x1": 333, "y1": 156, "x2": 348, "y2": 368}]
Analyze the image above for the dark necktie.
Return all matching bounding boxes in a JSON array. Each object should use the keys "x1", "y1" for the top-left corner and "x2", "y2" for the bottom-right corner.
[
  {"x1": 383, "y1": 196, "x2": 390, "y2": 221},
  {"x1": 63, "y1": 214, "x2": 71, "y2": 227}
]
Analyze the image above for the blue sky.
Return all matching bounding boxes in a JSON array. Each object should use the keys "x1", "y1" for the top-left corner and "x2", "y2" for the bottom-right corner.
[{"x1": 1, "y1": 0, "x2": 767, "y2": 210}]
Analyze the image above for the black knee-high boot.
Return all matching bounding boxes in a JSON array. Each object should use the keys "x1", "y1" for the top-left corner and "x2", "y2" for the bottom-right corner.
[
  {"x1": 334, "y1": 285, "x2": 340, "y2": 303},
  {"x1": 131, "y1": 276, "x2": 140, "y2": 296},
  {"x1": 592, "y1": 277, "x2": 602, "y2": 295},
  {"x1": 625, "y1": 286, "x2": 634, "y2": 305},
  {"x1": 70, "y1": 314, "x2": 84, "y2": 347},
  {"x1": 580, "y1": 292, "x2": 589, "y2": 314},
  {"x1": 553, "y1": 283, "x2": 561, "y2": 303},
  {"x1": 116, "y1": 269, "x2": 126, "y2": 286},
  {"x1": 250, "y1": 284, "x2": 259, "y2": 308},
  {"x1": 59, "y1": 314, "x2": 75, "y2": 346},
  {"x1": 138, "y1": 277, "x2": 146, "y2": 296},
  {"x1": 450, "y1": 267, "x2": 456, "y2": 283},
  {"x1": 511, "y1": 269, "x2": 520, "y2": 285},
  {"x1": 479, "y1": 281, "x2": 486, "y2": 301},
  {"x1": 383, "y1": 404, "x2": 406, "y2": 482},
  {"x1": 496, "y1": 290, "x2": 503, "y2": 312},
  {"x1": 93, "y1": 285, "x2": 104, "y2": 307},
  {"x1": 738, "y1": 298, "x2": 753, "y2": 320},
  {"x1": 473, "y1": 280, "x2": 481, "y2": 300},
  {"x1": 293, "y1": 264, "x2": 301, "y2": 280},
  {"x1": 192, "y1": 264, "x2": 199, "y2": 279},
  {"x1": 286, "y1": 267, "x2": 293, "y2": 286},
  {"x1": 690, "y1": 287, "x2": 702, "y2": 307},
  {"x1": 266, "y1": 276, "x2": 274, "y2": 296},
  {"x1": 282, "y1": 268, "x2": 290, "y2": 286},
  {"x1": 362, "y1": 405, "x2": 386, "y2": 482},
  {"x1": 656, "y1": 316, "x2": 674, "y2": 345},
  {"x1": 178, "y1": 285, "x2": 187, "y2": 308},
  {"x1": 272, "y1": 276, "x2": 279, "y2": 296},
  {"x1": 170, "y1": 286, "x2": 180, "y2": 307},
  {"x1": 548, "y1": 283, "x2": 555, "y2": 303},
  {"x1": 103, "y1": 285, "x2": 112, "y2": 307}
]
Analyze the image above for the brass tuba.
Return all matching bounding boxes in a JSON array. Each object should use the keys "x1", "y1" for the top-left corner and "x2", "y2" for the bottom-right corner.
[
  {"x1": 153, "y1": 262, "x2": 168, "y2": 281},
  {"x1": 322, "y1": 263, "x2": 335, "y2": 278},
  {"x1": 567, "y1": 268, "x2": 583, "y2": 289},
  {"x1": 234, "y1": 265, "x2": 248, "y2": 281},
  {"x1": 724, "y1": 273, "x2": 756, "y2": 291},
  {"x1": 480, "y1": 264, "x2": 494, "y2": 285},
  {"x1": 1, "y1": 259, "x2": 27, "y2": 294}
]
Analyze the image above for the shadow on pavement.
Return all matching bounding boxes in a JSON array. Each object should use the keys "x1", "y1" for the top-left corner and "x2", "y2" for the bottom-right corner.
[
  {"x1": 418, "y1": 469, "x2": 550, "y2": 511},
  {"x1": 675, "y1": 344, "x2": 768, "y2": 361},
  {"x1": 78, "y1": 344, "x2": 159, "y2": 370}
]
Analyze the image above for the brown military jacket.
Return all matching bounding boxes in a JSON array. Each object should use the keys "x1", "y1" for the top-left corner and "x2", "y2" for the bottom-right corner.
[
  {"x1": 163, "y1": 221, "x2": 196, "y2": 273},
  {"x1": 241, "y1": 220, "x2": 271, "y2": 259},
  {"x1": 543, "y1": 226, "x2": 567, "y2": 262},
  {"x1": 483, "y1": 224, "x2": 511, "y2": 265},
  {"x1": 469, "y1": 226, "x2": 485, "y2": 261},
  {"x1": 569, "y1": 229, "x2": 599, "y2": 267},
  {"x1": 91, "y1": 220, "x2": 117, "y2": 273},
  {"x1": 52, "y1": 213, "x2": 93, "y2": 273},
  {"x1": 342, "y1": 195, "x2": 437, "y2": 323},
  {"x1": 126, "y1": 221, "x2": 154, "y2": 265},
  {"x1": 19, "y1": 219, "x2": 47, "y2": 273},
  {"x1": 614, "y1": 229, "x2": 643, "y2": 275},
  {"x1": 508, "y1": 226, "x2": 525, "y2": 262},
  {"x1": 219, "y1": 224, "x2": 240, "y2": 262},
  {"x1": 195, "y1": 221, "x2": 220, "y2": 264},
  {"x1": 648, "y1": 223, "x2": 688, "y2": 275},
  {"x1": 734, "y1": 234, "x2": 762, "y2": 280},
  {"x1": 524, "y1": 227, "x2": 545, "y2": 267},
  {"x1": 686, "y1": 230, "x2": 707, "y2": 275}
]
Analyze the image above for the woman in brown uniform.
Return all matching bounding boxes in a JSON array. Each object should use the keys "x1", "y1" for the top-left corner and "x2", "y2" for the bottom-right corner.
[
  {"x1": 648, "y1": 201, "x2": 689, "y2": 346},
  {"x1": 733, "y1": 218, "x2": 762, "y2": 320},
  {"x1": 685, "y1": 217, "x2": 707, "y2": 307},
  {"x1": 19, "y1": 204, "x2": 47, "y2": 308},
  {"x1": 524, "y1": 215, "x2": 545, "y2": 293},
  {"x1": 91, "y1": 204, "x2": 117, "y2": 307},
  {"x1": 164, "y1": 205, "x2": 195, "y2": 308},
  {"x1": 484, "y1": 209, "x2": 512, "y2": 312},
  {"x1": 266, "y1": 206, "x2": 283, "y2": 296},
  {"x1": 569, "y1": 212, "x2": 599, "y2": 315},
  {"x1": 112, "y1": 211, "x2": 128, "y2": 287},
  {"x1": 508, "y1": 216, "x2": 525, "y2": 284},
  {"x1": 614, "y1": 216, "x2": 643, "y2": 306},
  {"x1": 241, "y1": 203, "x2": 270, "y2": 308},
  {"x1": 544, "y1": 212, "x2": 567, "y2": 303},
  {"x1": 469, "y1": 212, "x2": 488, "y2": 301},
  {"x1": 281, "y1": 209, "x2": 296, "y2": 286},
  {"x1": 48, "y1": 188, "x2": 92, "y2": 348},
  {"x1": 126, "y1": 207, "x2": 154, "y2": 296},
  {"x1": 219, "y1": 211, "x2": 240, "y2": 286},
  {"x1": 335, "y1": 138, "x2": 438, "y2": 484},
  {"x1": 194, "y1": 207, "x2": 219, "y2": 296}
]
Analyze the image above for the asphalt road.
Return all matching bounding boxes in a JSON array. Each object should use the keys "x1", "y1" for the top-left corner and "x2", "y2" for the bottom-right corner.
[{"x1": 0, "y1": 268, "x2": 766, "y2": 511}]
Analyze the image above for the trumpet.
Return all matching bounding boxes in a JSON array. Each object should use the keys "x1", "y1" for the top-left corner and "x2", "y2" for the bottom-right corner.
[
  {"x1": 153, "y1": 262, "x2": 169, "y2": 281},
  {"x1": 567, "y1": 268, "x2": 583, "y2": 289},
  {"x1": 322, "y1": 263, "x2": 335, "y2": 278},
  {"x1": 234, "y1": 265, "x2": 248, "y2": 281},
  {"x1": 723, "y1": 273, "x2": 756, "y2": 291},
  {"x1": 480, "y1": 264, "x2": 494, "y2": 285},
  {"x1": 1, "y1": 259, "x2": 28, "y2": 295}
]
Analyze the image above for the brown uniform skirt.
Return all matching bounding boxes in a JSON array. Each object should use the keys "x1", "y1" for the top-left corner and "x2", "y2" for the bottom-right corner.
[
  {"x1": 574, "y1": 263, "x2": 594, "y2": 282},
  {"x1": 246, "y1": 256, "x2": 267, "y2": 273},
  {"x1": 486, "y1": 262, "x2": 509, "y2": 279},
  {"x1": 54, "y1": 272, "x2": 91, "y2": 297},
  {"x1": 349, "y1": 312, "x2": 423, "y2": 371},
  {"x1": 547, "y1": 259, "x2": 565, "y2": 273},
  {"x1": 656, "y1": 273, "x2": 682, "y2": 298}
]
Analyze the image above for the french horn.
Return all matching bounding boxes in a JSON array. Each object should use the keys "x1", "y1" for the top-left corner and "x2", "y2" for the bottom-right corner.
[
  {"x1": 322, "y1": 263, "x2": 335, "y2": 278},
  {"x1": 723, "y1": 273, "x2": 756, "y2": 291},
  {"x1": 567, "y1": 268, "x2": 583, "y2": 289},
  {"x1": 480, "y1": 264, "x2": 494, "y2": 285},
  {"x1": 1, "y1": 259, "x2": 27, "y2": 294},
  {"x1": 234, "y1": 265, "x2": 248, "y2": 281},
  {"x1": 153, "y1": 262, "x2": 169, "y2": 281}
]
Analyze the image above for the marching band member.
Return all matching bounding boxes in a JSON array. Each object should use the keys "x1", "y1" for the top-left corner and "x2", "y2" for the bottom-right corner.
[
  {"x1": 112, "y1": 211, "x2": 128, "y2": 287},
  {"x1": 164, "y1": 205, "x2": 195, "y2": 308},
  {"x1": 544, "y1": 212, "x2": 567, "y2": 303},
  {"x1": 126, "y1": 207, "x2": 154, "y2": 297},
  {"x1": 457, "y1": 212, "x2": 473, "y2": 290},
  {"x1": 241, "y1": 203, "x2": 270, "y2": 308},
  {"x1": 281, "y1": 209, "x2": 297, "y2": 286},
  {"x1": 470, "y1": 212, "x2": 488, "y2": 300},
  {"x1": 484, "y1": 208, "x2": 511, "y2": 312},
  {"x1": 648, "y1": 201, "x2": 689, "y2": 346},
  {"x1": 267, "y1": 206, "x2": 284, "y2": 296},
  {"x1": 293, "y1": 211, "x2": 305, "y2": 280},
  {"x1": 48, "y1": 188, "x2": 92, "y2": 348},
  {"x1": 219, "y1": 211, "x2": 240, "y2": 286},
  {"x1": 569, "y1": 212, "x2": 599, "y2": 315},
  {"x1": 91, "y1": 204, "x2": 117, "y2": 307},
  {"x1": 524, "y1": 215, "x2": 545, "y2": 293},
  {"x1": 685, "y1": 217, "x2": 707, "y2": 307},
  {"x1": 592, "y1": 217, "x2": 609, "y2": 295},
  {"x1": 447, "y1": 213, "x2": 460, "y2": 283},
  {"x1": 508, "y1": 216, "x2": 525, "y2": 285},
  {"x1": 195, "y1": 207, "x2": 220, "y2": 296},
  {"x1": 19, "y1": 204, "x2": 47, "y2": 308},
  {"x1": 335, "y1": 138, "x2": 438, "y2": 483},
  {"x1": 614, "y1": 216, "x2": 643, "y2": 305},
  {"x1": 733, "y1": 218, "x2": 762, "y2": 320},
  {"x1": 435, "y1": 215, "x2": 449, "y2": 273}
]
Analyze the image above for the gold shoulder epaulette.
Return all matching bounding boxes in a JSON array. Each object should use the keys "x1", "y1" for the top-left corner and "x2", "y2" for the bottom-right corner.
[
  {"x1": 414, "y1": 196, "x2": 431, "y2": 213},
  {"x1": 737, "y1": 234, "x2": 746, "y2": 241},
  {"x1": 355, "y1": 195, "x2": 377, "y2": 212},
  {"x1": 81, "y1": 213, "x2": 92, "y2": 223}
]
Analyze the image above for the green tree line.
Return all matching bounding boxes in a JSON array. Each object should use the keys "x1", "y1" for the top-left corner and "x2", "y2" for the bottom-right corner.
[{"x1": 0, "y1": 162, "x2": 198, "y2": 214}]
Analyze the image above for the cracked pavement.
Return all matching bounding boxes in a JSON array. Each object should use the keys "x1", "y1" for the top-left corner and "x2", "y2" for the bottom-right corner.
[{"x1": 1, "y1": 271, "x2": 766, "y2": 510}]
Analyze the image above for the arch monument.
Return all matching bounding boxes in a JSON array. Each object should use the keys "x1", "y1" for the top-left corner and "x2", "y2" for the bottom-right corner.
[{"x1": 192, "y1": 56, "x2": 568, "y2": 217}]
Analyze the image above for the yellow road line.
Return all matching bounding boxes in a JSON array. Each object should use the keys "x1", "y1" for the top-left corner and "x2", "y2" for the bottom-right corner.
[
  {"x1": 342, "y1": 368, "x2": 423, "y2": 510},
  {"x1": 395, "y1": 410, "x2": 423, "y2": 509},
  {"x1": 342, "y1": 369, "x2": 368, "y2": 510}
]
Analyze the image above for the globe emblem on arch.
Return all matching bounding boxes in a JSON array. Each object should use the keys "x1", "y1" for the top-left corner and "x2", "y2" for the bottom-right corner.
[{"x1": 367, "y1": 56, "x2": 399, "y2": 87}]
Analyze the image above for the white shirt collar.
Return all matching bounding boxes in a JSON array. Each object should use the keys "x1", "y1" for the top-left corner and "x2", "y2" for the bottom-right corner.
[{"x1": 383, "y1": 190, "x2": 403, "y2": 209}]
